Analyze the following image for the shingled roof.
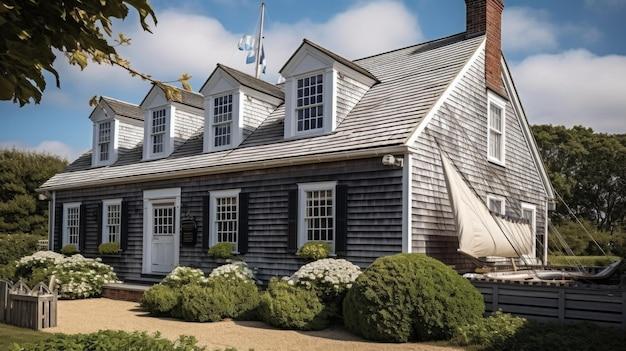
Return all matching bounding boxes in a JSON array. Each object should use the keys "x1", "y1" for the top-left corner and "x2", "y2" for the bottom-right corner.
[
  {"x1": 140, "y1": 84, "x2": 205, "y2": 110},
  {"x1": 202, "y1": 64, "x2": 285, "y2": 100},
  {"x1": 41, "y1": 33, "x2": 484, "y2": 190},
  {"x1": 99, "y1": 97, "x2": 143, "y2": 121}
]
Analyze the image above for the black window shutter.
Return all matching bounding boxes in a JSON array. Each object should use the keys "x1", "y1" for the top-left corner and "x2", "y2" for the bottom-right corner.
[
  {"x1": 335, "y1": 184, "x2": 349, "y2": 256},
  {"x1": 55, "y1": 203, "x2": 63, "y2": 251},
  {"x1": 202, "y1": 195, "x2": 210, "y2": 251},
  {"x1": 96, "y1": 202, "x2": 103, "y2": 247},
  {"x1": 238, "y1": 192, "x2": 249, "y2": 254},
  {"x1": 287, "y1": 189, "x2": 298, "y2": 254},
  {"x1": 120, "y1": 200, "x2": 129, "y2": 251},
  {"x1": 79, "y1": 204, "x2": 86, "y2": 252}
]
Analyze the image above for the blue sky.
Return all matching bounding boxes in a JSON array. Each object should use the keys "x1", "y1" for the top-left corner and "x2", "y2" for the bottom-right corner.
[{"x1": 1, "y1": 0, "x2": 626, "y2": 160}]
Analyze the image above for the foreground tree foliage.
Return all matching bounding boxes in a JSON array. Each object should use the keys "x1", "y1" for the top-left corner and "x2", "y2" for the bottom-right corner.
[
  {"x1": 0, "y1": 150, "x2": 67, "y2": 236},
  {"x1": 0, "y1": 0, "x2": 192, "y2": 106}
]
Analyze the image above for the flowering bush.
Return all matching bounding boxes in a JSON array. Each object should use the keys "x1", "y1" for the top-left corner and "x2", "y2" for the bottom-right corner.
[
  {"x1": 209, "y1": 261, "x2": 256, "y2": 283},
  {"x1": 14, "y1": 251, "x2": 120, "y2": 299},
  {"x1": 162, "y1": 266, "x2": 208, "y2": 288},
  {"x1": 297, "y1": 241, "x2": 331, "y2": 261},
  {"x1": 286, "y1": 258, "x2": 361, "y2": 301}
]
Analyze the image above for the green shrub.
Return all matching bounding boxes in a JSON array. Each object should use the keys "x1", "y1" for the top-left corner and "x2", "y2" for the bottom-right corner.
[
  {"x1": 60, "y1": 244, "x2": 78, "y2": 256},
  {"x1": 343, "y1": 253, "x2": 484, "y2": 342},
  {"x1": 208, "y1": 242, "x2": 235, "y2": 259},
  {"x1": 8, "y1": 330, "x2": 204, "y2": 351},
  {"x1": 297, "y1": 241, "x2": 330, "y2": 260},
  {"x1": 258, "y1": 278, "x2": 330, "y2": 330},
  {"x1": 162, "y1": 266, "x2": 208, "y2": 288},
  {"x1": 452, "y1": 311, "x2": 527, "y2": 349},
  {"x1": 180, "y1": 276, "x2": 259, "y2": 322},
  {"x1": 0, "y1": 234, "x2": 40, "y2": 266},
  {"x1": 0, "y1": 263, "x2": 16, "y2": 280},
  {"x1": 98, "y1": 242, "x2": 121, "y2": 255},
  {"x1": 141, "y1": 284, "x2": 181, "y2": 316},
  {"x1": 548, "y1": 255, "x2": 620, "y2": 267}
]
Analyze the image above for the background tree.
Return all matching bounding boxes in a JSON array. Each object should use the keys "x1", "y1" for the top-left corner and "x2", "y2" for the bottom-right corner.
[
  {"x1": 0, "y1": 0, "x2": 191, "y2": 107},
  {"x1": 0, "y1": 149, "x2": 67, "y2": 236}
]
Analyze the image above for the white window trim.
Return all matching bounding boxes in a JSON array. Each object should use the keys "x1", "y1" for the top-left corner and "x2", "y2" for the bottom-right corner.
[
  {"x1": 204, "y1": 90, "x2": 243, "y2": 153},
  {"x1": 143, "y1": 104, "x2": 176, "y2": 160},
  {"x1": 284, "y1": 68, "x2": 337, "y2": 139},
  {"x1": 521, "y1": 202, "x2": 537, "y2": 260},
  {"x1": 142, "y1": 188, "x2": 181, "y2": 274},
  {"x1": 297, "y1": 181, "x2": 337, "y2": 253},
  {"x1": 486, "y1": 194, "x2": 506, "y2": 215},
  {"x1": 209, "y1": 189, "x2": 241, "y2": 251},
  {"x1": 62, "y1": 202, "x2": 81, "y2": 249},
  {"x1": 92, "y1": 119, "x2": 119, "y2": 167},
  {"x1": 486, "y1": 91, "x2": 507, "y2": 166},
  {"x1": 101, "y1": 199, "x2": 123, "y2": 244}
]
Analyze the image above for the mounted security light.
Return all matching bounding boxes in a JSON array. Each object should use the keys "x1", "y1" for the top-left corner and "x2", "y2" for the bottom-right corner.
[{"x1": 382, "y1": 154, "x2": 403, "y2": 167}]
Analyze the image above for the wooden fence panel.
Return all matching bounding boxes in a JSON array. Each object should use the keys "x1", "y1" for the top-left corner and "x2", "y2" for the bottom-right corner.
[{"x1": 471, "y1": 280, "x2": 625, "y2": 328}]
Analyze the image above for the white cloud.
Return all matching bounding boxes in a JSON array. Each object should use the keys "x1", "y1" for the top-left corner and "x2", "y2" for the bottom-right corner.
[
  {"x1": 503, "y1": 7, "x2": 601, "y2": 54},
  {"x1": 512, "y1": 49, "x2": 626, "y2": 133},
  {"x1": 0, "y1": 140, "x2": 85, "y2": 161}
]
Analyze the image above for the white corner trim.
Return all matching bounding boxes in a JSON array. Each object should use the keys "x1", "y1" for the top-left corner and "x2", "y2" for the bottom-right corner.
[
  {"x1": 402, "y1": 153, "x2": 412, "y2": 253},
  {"x1": 49, "y1": 191, "x2": 55, "y2": 250},
  {"x1": 208, "y1": 188, "x2": 241, "y2": 248},
  {"x1": 405, "y1": 39, "x2": 486, "y2": 146},
  {"x1": 501, "y1": 57, "x2": 555, "y2": 200},
  {"x1": 297, "y1": 181, "x2": 338, "y2": 252},
  {"x1": 486, "y1": 90, "x2": 507, "y2": 167}
]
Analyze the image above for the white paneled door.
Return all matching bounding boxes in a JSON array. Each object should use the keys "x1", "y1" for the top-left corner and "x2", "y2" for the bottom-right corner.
[{"x1": 150, "y1": 203, "x2": 176, "y2": 273}]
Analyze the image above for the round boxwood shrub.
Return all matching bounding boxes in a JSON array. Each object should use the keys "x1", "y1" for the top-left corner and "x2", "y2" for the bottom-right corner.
[
  {"x1": 179, "y1": 276, "x2": 260, "y2": 322},
  {"x1": 141, "y1": 284, "x2": 181, "y2": 316},
  {"x1": 258, "y1": 278, "x2": 330, "y2": 330},
  {"x1": 208, "y1": 242, "x2": 235, "y2": 259},
  {"x1": 60, "y1": 244, "x2": 79, "y2": 256},
  {"x1": 98, "y1": 242, "x2": 121, "y2": 255},
  {"x1": 343, "y1": 253, "x2": 484, "y2": 342}
]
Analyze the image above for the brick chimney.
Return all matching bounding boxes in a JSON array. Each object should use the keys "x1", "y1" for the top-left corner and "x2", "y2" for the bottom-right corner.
[{"x1": 465, "y1": 0, "x2": 506, "y2": 97}]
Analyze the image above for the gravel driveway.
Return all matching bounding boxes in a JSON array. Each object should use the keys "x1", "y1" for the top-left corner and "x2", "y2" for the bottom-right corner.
[{"x1": 44, "y1": 299, "x2": 462, "y2": 351}]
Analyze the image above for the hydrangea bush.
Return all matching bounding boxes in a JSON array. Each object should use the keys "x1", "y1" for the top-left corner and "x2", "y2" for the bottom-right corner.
[
  {"x1": 286, "y1": 258, "x2": 361, "y2": 300},
  {"x1": 162, "y1": 266, "x2": 208, "y2": 287},
  {"x1": 209, "y1": 261, "x2": 256, "y2": 283},
  {"x1": 15, "y1": 251, "x2": 120, "y2": 299}
]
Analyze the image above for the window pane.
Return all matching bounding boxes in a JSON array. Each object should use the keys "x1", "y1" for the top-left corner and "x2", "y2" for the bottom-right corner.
[
  {"x1": 106, "y1": 204, "x2": 121, "y2": 243},
  {"x1": 296, "y1": 74, "x2": 324, "y2": 132},
  {"x1": 151, "y1": 109, "x2": 167, "y2": 154},
  {"x1": 304, "y1": 189, "x2": 334, "y2": 243},
  {"x1": 98, "y1": 122, "x2": 111, "y2": 161},
  {"x1": 215, "y1": 196, "x2": 238, "y2": 245},
  {"x1": 66, "y1": 206, "x2": 80, "y2": 246},
  {"x1": 213, "y1": 94, "x2": 233, "y2": 147}
]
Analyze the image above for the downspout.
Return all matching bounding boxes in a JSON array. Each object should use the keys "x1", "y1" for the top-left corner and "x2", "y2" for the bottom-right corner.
[
  {"x1": 401, "y1": 153, "x2": 413, "y2": 253},
  {"x1": 49, "y1": 191, "x2": 56, "y2": 250}
]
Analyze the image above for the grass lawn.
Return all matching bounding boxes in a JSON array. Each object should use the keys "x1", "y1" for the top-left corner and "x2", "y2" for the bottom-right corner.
[
  {"x1": 0, "y1": 323, "x2": 51, "y2": 349},
  {"x1": 548, "y1": 255, "x2": 621, "y2": 266}
]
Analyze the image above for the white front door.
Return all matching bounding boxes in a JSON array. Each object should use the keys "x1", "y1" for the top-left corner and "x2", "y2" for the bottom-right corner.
[{"x1": 150, "y1": 203, "x2": 176, "y2": 273}]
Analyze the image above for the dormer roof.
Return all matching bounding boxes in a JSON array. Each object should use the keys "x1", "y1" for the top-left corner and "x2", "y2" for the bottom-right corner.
[
  {"x1": 201, "y1": 64, "x2": 285, "y2": 100},
  {"x1": 139, "y1": 83, "x2": 204, "y2": 110},
  {"x1": 89, "y1": 97, "x2": 142, "y2": 121},
  {"x1": 280, "y1": 39, "x2": 379, "y2": 84}
]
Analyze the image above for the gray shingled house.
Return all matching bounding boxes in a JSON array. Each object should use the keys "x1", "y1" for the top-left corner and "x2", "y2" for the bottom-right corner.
[{"x1": 39, "y1": 0, "x2": 554, "y2": 282}]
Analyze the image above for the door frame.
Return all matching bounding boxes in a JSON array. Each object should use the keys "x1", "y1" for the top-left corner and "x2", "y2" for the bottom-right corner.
[
  {"x1": 521, "y1": 202, "x2": 537, "y2": 264},
  {"x1": 142, "y1": 188, "x2": 181, "y2": 274}
]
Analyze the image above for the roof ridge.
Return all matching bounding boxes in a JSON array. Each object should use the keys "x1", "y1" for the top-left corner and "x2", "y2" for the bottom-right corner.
[
  {"x1": 218, "y1": 63, "x2": 281, "y2": 89},
  {"x1": 101, "y1": 96, "x2": 139, "y2": 107},
  {"x1": 354, "y1": 32, "x2": 469, "y2": 62}
]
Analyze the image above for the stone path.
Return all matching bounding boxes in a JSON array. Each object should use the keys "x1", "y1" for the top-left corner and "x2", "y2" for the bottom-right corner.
[{"x1": 45, "y1": 299, "x2": 462, "y2": 351}]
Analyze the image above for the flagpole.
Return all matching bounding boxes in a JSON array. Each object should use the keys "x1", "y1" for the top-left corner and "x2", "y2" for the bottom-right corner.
[{"x1": 255, "y1": 1, "x2": 265, "y2": 79}]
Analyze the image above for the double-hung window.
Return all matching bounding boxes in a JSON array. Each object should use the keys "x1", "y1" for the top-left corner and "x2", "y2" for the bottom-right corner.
[
  {"x1": 487, "y1": 195, "x2": 506, "y2": 215},
  {"x1": 62, "y1": 203, "x2": 81, "y2": 249},
  {"x1": 102, "y1": 199, "x2": 122, "y2": 244},
  {"x1": 298, "y1": 181, "x2": 336, "y2": 251},
  {"x1": 487, "y1": 93, "x2": 506, "y2": 165},
  {"x1": 210, "y1": 189, "x2": 240, "y2": 248},
  {"x1": 296, "y1": 73, "x2": 324, "y2": 132},
  {"x1": 151, "y1": 109, "x2": 167, "y2": 154},
  {"x1": 98, "y1": 121, "x2": 111, "y2": 162},
  {"x1": 213, "y1": 94, "x2": 233, "y2": 148}
]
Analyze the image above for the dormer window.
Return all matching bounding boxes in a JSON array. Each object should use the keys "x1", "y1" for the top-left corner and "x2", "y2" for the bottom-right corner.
[
  {"x1": 213, "y1": 94, "x2": 233, "y2": 147},
  {"x1": 98, "y1": 121, "x2": 112, "y2": 162},
  {"x1": 151, "y1": 108, "x2": 167, "y2": 154},
  {"x1": 296, "y1": 73, "x2": 324, "y2": 132},
  {"x1": 487, "y1": 91, "x2": 506, "y2": 166}
]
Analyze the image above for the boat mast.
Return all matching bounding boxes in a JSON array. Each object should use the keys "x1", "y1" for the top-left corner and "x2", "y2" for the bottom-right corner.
[{"x1": 255, "y1": 1, "x2": 265, "y2": 79}]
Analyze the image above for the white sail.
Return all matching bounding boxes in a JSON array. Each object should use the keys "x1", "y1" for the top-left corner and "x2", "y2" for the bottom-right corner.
[{"x1": 440, "y1": 151, "x2": 533, "y2": 258}]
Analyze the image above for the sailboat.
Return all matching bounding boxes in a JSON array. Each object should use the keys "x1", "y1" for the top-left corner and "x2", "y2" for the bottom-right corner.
[{"x1": 438, "y1": 149, "x2": 623, "y2": 283}]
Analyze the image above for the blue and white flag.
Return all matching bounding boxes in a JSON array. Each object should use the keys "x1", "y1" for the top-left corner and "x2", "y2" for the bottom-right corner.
[
  {"x1": 245, "y1": 49, "x2": 256, "y2": 64},
  {"x1": 237, "y1": 35, "x2": 255, "y2": 51},
  {"x1": 259, "y1": 45, "x2": 267, "y2": 73}
]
